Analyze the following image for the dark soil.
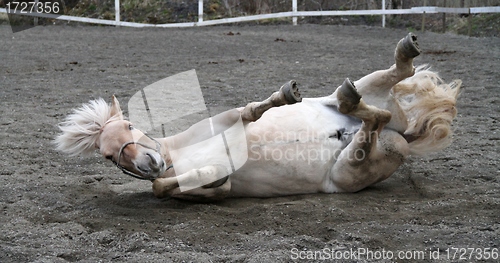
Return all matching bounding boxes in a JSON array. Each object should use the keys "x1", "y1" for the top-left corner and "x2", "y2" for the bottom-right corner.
[{"x1": 1, "y1": 24, "x2": 499, "y2": 262}]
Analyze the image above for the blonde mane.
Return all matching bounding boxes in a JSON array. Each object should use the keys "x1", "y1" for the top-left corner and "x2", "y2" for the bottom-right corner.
[
  {"x1": 393, "y1": 66, "x2": 461, "y2": 155},
  {"x1": 54, "y1": 98, "x2": 121, "y2": 156}
]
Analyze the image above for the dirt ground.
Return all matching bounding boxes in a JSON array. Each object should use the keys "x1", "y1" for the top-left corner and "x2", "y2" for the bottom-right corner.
[{"x1": 0, "y1": 24, "x2": 499, "y2": 262}]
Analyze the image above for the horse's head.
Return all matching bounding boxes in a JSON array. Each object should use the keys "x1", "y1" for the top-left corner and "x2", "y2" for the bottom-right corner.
[
  {"x1": 98, "y1": 96, "x2": 167, "y2": 180},
  {"x1": 55, "y1": 96, "x2": 167, "y2": 180}
]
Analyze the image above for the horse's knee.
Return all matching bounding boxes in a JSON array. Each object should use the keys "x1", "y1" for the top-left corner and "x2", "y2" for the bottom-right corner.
[{"x1": 152, "y1": 177, "x2": 178, "y2": 198}]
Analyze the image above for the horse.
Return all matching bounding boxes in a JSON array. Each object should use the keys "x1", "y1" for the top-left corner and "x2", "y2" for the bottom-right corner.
[{"x1": 55, "y1": 33, "x2": 461, "y2": 202}]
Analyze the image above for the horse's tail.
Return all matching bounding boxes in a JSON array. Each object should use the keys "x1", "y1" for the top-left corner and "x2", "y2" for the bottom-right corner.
[{"x1": 393, "y1": 66, "x2": 461, "y2": 156}]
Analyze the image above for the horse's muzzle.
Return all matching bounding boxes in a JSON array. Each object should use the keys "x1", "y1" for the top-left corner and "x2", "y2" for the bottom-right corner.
[{"x1": 135, "y1": 151, "x2": 167, "y2": 179}]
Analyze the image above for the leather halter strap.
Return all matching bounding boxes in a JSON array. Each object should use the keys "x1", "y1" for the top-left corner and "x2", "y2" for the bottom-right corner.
[{"x1": 111, "y1": 133, "x2": 173, "y2": 181}]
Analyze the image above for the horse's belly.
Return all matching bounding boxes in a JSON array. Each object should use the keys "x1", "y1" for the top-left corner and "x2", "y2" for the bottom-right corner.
[
  {"x1": 229, "y1": 141, "x2": 340, "y2": 197},
  {"x1": 229, "y1": 100, "x2": 359, "y2": 197}
]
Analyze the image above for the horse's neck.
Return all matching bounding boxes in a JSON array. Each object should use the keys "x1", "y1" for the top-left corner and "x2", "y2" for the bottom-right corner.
[{"x1": 156, "y1": 137, "x2": 173, "y2": 164}]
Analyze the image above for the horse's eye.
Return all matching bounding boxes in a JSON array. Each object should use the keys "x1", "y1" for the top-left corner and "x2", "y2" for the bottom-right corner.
[{"x1": 128, "y1": 124, "x2": 134, "y2": 130}]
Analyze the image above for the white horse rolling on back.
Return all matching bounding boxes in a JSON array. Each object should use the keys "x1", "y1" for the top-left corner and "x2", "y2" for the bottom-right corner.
[{"x1": 56, "y1": 33, "x2": 460, "y2": 201}]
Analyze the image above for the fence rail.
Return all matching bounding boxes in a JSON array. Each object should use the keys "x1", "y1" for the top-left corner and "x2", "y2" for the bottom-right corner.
[{"x1": 1, "y1": 0, "x2": 499, "y2": 29}]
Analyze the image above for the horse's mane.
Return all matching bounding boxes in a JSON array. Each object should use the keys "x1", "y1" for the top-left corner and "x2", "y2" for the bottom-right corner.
[
  {"x1": 54, "y1": 98, "x2": 121, "y2": 156},
  {"x1": 393, "y1": 65, "x2": 461, "y2": 156}
]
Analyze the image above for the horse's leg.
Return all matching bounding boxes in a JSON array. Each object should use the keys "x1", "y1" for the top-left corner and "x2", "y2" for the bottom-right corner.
[
  {"x1": 354, "y1": 33, "x2": 420, "y2": 94},
  {"x1": 165, "y1": 178, "x2": 231, "y2": 202},
  {"x1": 330, "y1": 81, "x2": 409, "y2": 192},
  {"x1": 349, "y1": 33, "x2": 420, "y2": 132},
  {"x1": 168, "y1": 80, "x2": 301, "y2": 149},
  {"x1": 152, "y1": 165, "x2": 231, "y2": 201},
  {"x1": 240, "y1": 80, "x2": 302, "y2": 122}
]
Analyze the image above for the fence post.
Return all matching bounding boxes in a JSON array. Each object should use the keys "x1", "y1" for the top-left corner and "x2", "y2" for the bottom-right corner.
[
  {"x1": 382, "y1": 0, "x2": 386, "y2": 28},
  {"x1": 421, "y1": 11, "x2": 426, "y2": 32},
  {"x1": 421, "y1": 0, "x2": 427, "y2": 32},
  {"x1": 199, "y1": 0, "x2": 204, "y2": 23},
  {"x1": 442, "y1": 0, "x2": 446, "y2": 33},
  {"x1": 33, "y1": 0, "x2": 39, "y2": 25},
  {"x1": 467, "y1": 8, "x2": 472, "y2": 36},
  {"x1": 115, "y1": 0, "x2": 120, "y2": 26},
  {"x1": 292, "y1": 0, "x2": 297, "y2": 25}
]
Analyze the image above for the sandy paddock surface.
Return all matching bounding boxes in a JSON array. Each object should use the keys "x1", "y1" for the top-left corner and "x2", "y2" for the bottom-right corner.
[{"x1": 0, "y1": 24, "x2": 499, "y2": 262}]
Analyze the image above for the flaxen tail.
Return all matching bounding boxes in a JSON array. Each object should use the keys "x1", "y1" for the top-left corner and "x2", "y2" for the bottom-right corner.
[{"x1": 393, "y1": 66, "x2": 461, "y2": 156}]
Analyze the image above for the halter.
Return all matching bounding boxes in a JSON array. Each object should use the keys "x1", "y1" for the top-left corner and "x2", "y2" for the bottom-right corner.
[{"x1": 111, "y1": 133, "x2": 173, "y2": 181}]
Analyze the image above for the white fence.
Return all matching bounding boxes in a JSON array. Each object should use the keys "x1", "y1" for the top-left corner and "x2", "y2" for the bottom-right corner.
[{"x1": 1, "y1": 0, "x2": 499, "y2": 28}]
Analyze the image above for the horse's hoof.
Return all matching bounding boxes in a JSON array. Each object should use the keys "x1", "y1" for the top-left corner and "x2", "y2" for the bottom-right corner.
[
  {"x1": 337, "y1": 78, "x2": 361, "y2": 114},
  {"x1": 339, "y1": 78, "x2": 361, "y2": 103},
  {"x1": 281, "y1": 80, "x2": 302, "y2": 104},
  {"x1": 400, "y1": 33, "x2": 421, "y2": 58}
]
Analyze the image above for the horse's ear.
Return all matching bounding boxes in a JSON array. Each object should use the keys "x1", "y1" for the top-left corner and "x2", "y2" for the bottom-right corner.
[{"x1": 110, "y1": 95, "x2": 124, "y2": 120}]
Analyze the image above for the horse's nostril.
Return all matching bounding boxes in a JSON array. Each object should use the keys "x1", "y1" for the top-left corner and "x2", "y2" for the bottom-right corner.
[
  {"x1": 146, "y1": 153, "x2": 158, "y2": 166},
  {"x1": 145, "y1": 153, "x2": 164, "y2": 174}
]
